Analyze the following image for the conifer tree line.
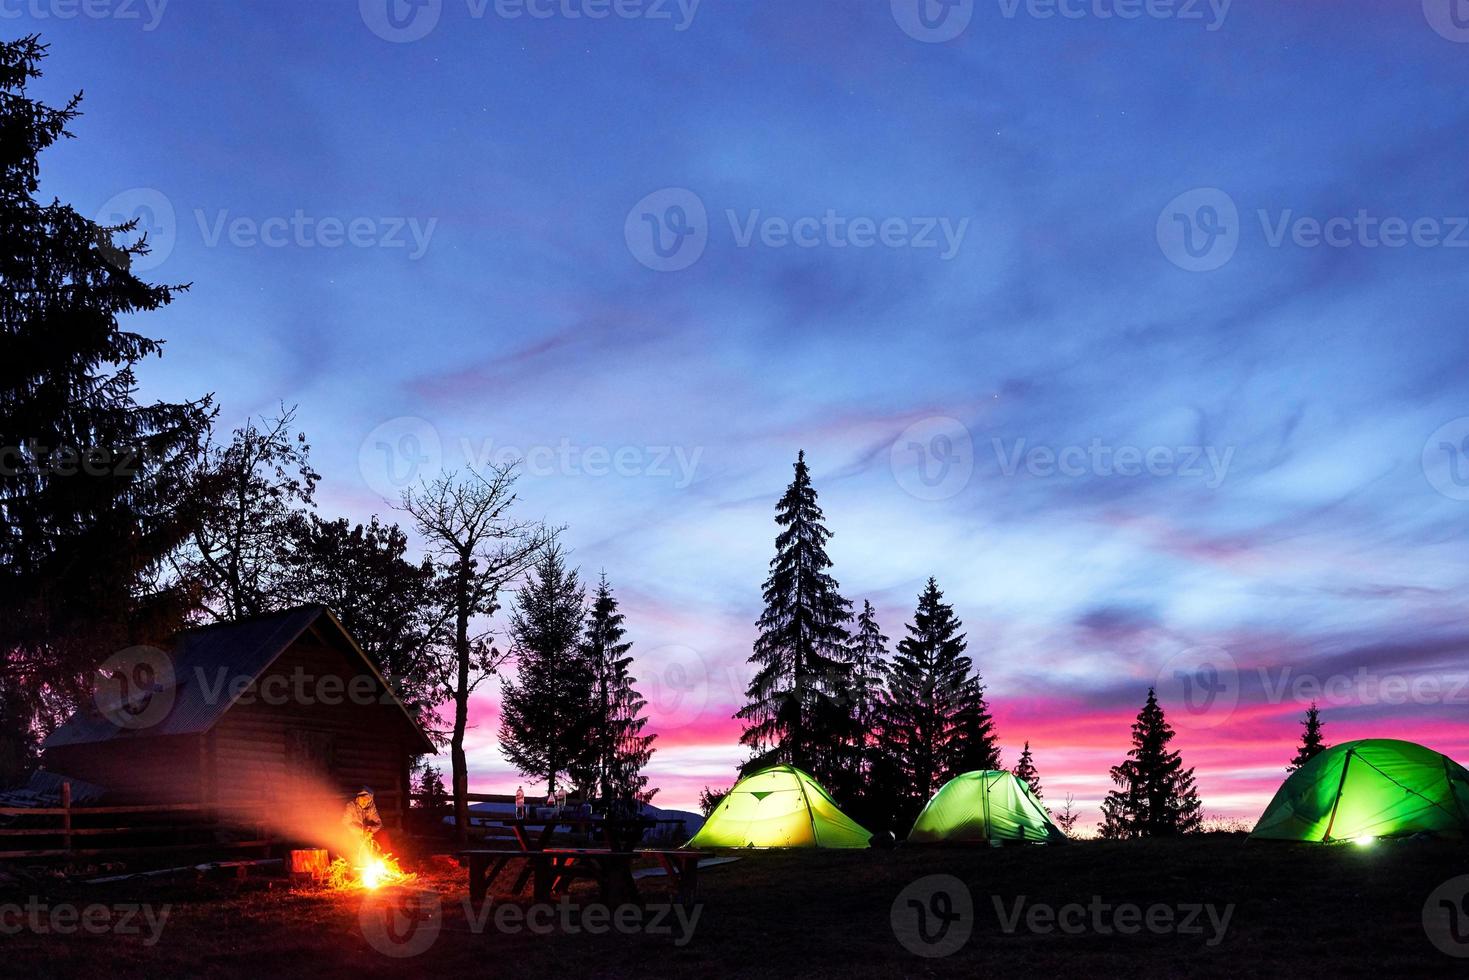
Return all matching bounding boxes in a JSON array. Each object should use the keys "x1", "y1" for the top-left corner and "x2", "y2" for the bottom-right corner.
[
  {"x1": 0, "y1": 39, "x2": 655, "y2": 843},
  {"x1": 499, "y1": 552, "x2": 657, "y2": 810},
  {"x1": 735, "y1": 451, "x2": 1214, "y2": 838},
  {"x1": 2, "y1": 37, "x2": 1343, "y2": 840},
  {"x1": 736, "y1": 451, "x2": 1005, "y2": 832}
]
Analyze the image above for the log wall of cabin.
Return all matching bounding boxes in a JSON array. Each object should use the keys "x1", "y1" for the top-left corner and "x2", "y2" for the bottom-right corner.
[
  {"x1": 44, "y1": 733, "x2": 204, "y2": 804},
  {"x1": 207, "y1": 631, "x2": 412, "y2": 826}
]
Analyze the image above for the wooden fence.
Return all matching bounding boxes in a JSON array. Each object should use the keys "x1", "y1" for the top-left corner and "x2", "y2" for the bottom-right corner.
[
  {"x1": 0, "y1": 787, "x2": 577, "y2": 861},
  {"x1": 407, "y1": 791, "x2": 517, "y2": 844},
  {"x1": 0, "y1": 784, "x2": 400, "y2": 861}
]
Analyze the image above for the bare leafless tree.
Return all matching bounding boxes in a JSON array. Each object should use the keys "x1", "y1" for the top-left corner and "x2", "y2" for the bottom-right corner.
[
  {"x1": 173, "y1": 406, "x2": 319, "y2": 622},
  {"x1": 1055, "y1": 793, "x2": 1081, "y2": 838},
  {"x1": 400, "y1": 464, "x2": 558, "y2": 845}
]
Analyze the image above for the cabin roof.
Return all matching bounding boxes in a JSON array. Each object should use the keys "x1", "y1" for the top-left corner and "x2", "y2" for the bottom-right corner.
[{"x1": 44, "y1": 605, "x2": 436, "y2": 754}]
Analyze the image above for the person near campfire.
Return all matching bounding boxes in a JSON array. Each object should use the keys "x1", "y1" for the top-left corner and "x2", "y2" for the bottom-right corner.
[{"x1": 343, "y1": 786, "x2": 385, "y2": 857}]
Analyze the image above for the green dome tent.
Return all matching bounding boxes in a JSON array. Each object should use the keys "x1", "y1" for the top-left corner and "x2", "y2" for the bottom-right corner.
[
  {"x1": 1250, "y1": 739, "x2": 1469, "y2": 842},
  {"x1": 908, "y1": 770, "x2": 1067, "y2": 844},
  {"x1": 687, "y1": 765, "x2": 872, "y2": 849}
]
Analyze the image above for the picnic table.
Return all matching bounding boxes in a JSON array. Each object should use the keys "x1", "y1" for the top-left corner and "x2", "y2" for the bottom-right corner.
[
  {"x1": 461, "y1": 812, "x2": 705, "y2": 905},
  {"x1": 462, "y1": 847, "x2": 706, "y2": 905},
  {"x1": 464, "y1": 814, "x2": 638, "y2": 898},
  {"x1": 500, "y1": 813, "x2": 658, "y2": 852}
]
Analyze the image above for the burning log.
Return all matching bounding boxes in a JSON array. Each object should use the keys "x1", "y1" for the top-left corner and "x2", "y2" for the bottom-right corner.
[
  {"x1": 327, "y1": 839, "x2": 415, "y2": 891},
  {"x1": 289, "y1": 848, "x2": 330, "y2": 884}
]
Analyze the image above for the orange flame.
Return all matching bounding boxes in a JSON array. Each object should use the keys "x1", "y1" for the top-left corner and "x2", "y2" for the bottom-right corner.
[{"x1": 328, "y1": 841, "x2": 415, "y2": 891}]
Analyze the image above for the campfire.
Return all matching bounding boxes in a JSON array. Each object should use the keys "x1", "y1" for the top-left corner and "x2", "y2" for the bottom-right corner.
[{"x1": 327, "y1": 841, "x2": 416, "y2": 891}]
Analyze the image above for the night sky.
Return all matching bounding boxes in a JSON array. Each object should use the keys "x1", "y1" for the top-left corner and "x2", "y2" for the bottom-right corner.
[{"x1": 23, "y1": 0, "x2": 1469, "y2": 824}]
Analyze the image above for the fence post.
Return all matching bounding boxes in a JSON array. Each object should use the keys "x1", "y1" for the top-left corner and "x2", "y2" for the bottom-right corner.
[
  {"x1": 262, "y1": 788, "x2": 274, "y2": 857},
  {"x1": 61, "y1": 781, "x2": 72, "y2": 855}
]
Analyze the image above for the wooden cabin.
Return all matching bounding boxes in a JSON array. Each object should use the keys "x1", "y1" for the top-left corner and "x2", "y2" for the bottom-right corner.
[{"x1": 42, "y1": 606, "x2": 435, "y2": 829}]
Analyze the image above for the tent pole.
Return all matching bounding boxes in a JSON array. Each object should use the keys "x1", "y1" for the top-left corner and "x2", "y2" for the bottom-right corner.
[
  {"x1": 982, "y1": 772, "x2": 991, "y2": 842},
  {"x1": 793, "y1": 768, "x2": 818, "y2": 847},
  {"x1": 1322, "y1": 748, "x2": 1354, "y2": 843}
]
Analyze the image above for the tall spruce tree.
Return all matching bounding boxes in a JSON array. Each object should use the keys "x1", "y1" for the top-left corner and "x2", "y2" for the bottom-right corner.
[
  {"x1": 1099, "y1": 688, "x2": 1203, "y2": 838},
  {"x1": 573, "y1": 574, "x2": 657, "y2": 809},
  {"x1": 878, "y1": 578, "x2": 999, "y2": 820},
  {"x1": 1287, "y1": 703, "x2": 1327, "y2": 773},
  {"x1": 849, "y1": 600, "x2": 889, "y2": 782},
  {"x1": 0, "y1": 36, "x2": 214, "y2": 755},
  {"x1": 736, "y1": 451, "x2": 854, "y2": 789},
  {"x1": 499, "y1": 547, "x2": 592, "y2": 795},
  {"x1": 1013, "y1": 742, "x2": 1043, "y2": 800}
]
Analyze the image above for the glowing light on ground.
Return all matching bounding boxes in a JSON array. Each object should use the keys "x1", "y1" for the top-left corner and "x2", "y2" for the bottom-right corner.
[{"x1": 328, "y1": 844, "x2": 415, "y2": 891}]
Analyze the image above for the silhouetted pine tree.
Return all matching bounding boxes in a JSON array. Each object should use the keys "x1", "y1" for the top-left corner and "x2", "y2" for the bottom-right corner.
[
  {"x1": 0, "y1": 36, "x2": 214, "y2": 754},
  {"x1": 950, "y1": 661, "x2": 1001, "y2": 776},
  {"x1": 878, "y1": 578, "x2": 999, "y2": 821},
  {"x1": 575, "y1": 574, "x2": 657, "y2": 809},
  {"x1": 1099, "y1": 688, "x2": 1203, "y2": 838},
  {"x1": 736, "y1": 452, "x2": 854, "y2": 788},
  {"x1": 1287, "y1": 703, "x2": 1327, "y2": 773},
  {"x1": 499, "y1": 548, "x2": 591, "y2": 795},
  {"x1": 1013, "y1": 742, "x2": 1043, "y2": 800},
  {"x1": 849, "y1": 600, "x2": 889, "y2": 782},
  {"x1": 842, "y1": 599, "x2": 896, "y2": 828}
]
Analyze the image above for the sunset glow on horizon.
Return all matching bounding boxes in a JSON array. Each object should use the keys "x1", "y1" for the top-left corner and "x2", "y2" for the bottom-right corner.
[{"x1": 33, "y1": 1, "x2": 1469, "y2": 830}]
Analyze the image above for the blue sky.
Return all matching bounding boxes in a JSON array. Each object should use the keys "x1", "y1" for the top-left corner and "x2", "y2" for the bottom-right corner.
[{"x1": 20, "y1": 0, "x2": 1469, "y2": 818}]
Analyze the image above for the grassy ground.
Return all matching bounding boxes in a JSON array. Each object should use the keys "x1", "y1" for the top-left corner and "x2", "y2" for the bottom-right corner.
[{"x1": 2, "y1": 836, "x2": 1466, "y2": 978}]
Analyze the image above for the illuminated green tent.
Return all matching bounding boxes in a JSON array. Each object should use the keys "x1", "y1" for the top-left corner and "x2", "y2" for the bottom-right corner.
[
  {"x1": 1250, "y1": 739, "x2": 1469, "y2": 843},
  {"x1": 908, "y1": 770, "x2": 1067, "y2": 844},
  {"x1": 686, "y1": 765, "x2": 871, "y2": 849}
]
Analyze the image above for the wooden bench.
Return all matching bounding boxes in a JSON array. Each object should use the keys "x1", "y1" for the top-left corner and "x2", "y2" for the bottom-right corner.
[
  {"x1": 541, "y1": 848, "x2": 640, "y2": 906},
  {"x1": 461, "y1": 849, "x2": 522, "y2": 903},
  {"x1": 639, "y1": 849, "x2": 707, "y2": 906},
  {"x1": 461, "y1": 848, "x2": 637, "y2": 905}
]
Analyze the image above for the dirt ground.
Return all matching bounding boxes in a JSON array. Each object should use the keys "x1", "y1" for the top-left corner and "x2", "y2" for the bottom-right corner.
[{"x1": 2, "y1": 836, "x2": 1467, "y2": 978}]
